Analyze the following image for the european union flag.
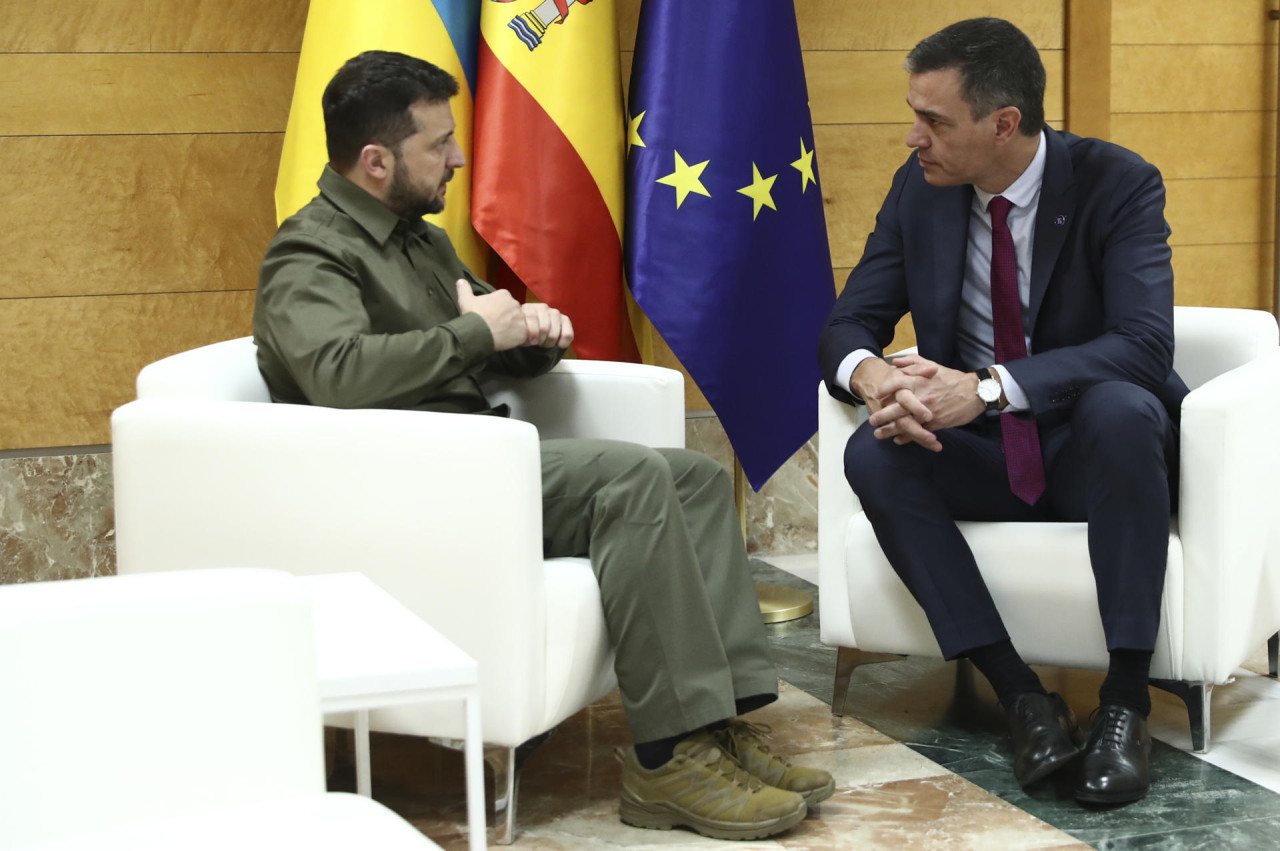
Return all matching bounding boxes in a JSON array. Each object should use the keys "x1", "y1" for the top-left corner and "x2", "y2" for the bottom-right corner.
[{"x1": 625, "y1": 0, "x2": 835, "y2": 491}]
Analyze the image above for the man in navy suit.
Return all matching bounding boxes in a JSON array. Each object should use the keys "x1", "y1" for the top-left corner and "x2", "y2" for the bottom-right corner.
[{"x1": 818, "y1": 17, "x2": 1184, "y2": 805}]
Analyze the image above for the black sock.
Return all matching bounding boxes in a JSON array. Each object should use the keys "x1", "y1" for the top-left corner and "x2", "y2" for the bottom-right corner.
[
  {"x1": 634, "y1": 730, "x2": 692, "y2": 770},
  {"x1": 1099, "y1": 648, "x2": 1152, "y2": 716},
  {"x1": 734, "y1": 693, "x2": 774, "y2": 716},
  {"x1": 964, "y1": 639, "x2": 1045, "y2": 708},
  {"x1": 637, "y1": 698, "x2": 774, "y2": 769}
]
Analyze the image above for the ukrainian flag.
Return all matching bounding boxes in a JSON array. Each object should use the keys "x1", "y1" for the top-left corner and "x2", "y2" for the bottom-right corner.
[{"x1": 275, "y1": 0, "x2": 487, "y2": 273}]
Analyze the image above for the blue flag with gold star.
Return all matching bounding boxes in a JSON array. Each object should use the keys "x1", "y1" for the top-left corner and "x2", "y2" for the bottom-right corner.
[{"x1": 625, "y1": 0, "x2": 835, "y2": 490}]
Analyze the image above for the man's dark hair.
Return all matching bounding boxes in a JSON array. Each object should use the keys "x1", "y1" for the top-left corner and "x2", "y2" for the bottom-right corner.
[
  {"x1": 322, "y1": 50, "x2": 460, "y2": 171},
  {"x1": 905, "y1": 17, "x2": 1045, "y2": 136}
]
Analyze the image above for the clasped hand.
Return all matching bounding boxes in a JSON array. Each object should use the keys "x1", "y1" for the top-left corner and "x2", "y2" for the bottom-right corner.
[
  {"x1": 856, "y1": 354, "x2": 986, "y2": 452},
  {"x1": 455, "y1": 279, "x2": 575, "y2": 351}
]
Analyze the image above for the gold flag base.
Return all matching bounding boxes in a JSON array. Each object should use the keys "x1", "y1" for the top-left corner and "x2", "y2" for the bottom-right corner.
[
  {"x1": 734, "y1": 457, "x2": 815, "y2": 624},
  {"x1": 756, "y1": 582, "x2": 815, "y2": 623}
]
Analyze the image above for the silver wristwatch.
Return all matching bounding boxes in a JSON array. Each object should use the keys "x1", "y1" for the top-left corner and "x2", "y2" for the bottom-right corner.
[{"x1": 976, "y1": 367, "x2": 1002, "y2": 412}]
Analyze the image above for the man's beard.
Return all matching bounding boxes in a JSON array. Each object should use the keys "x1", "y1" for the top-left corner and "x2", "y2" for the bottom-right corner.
[{"x1": 387, "y1": 162, "x2": 450, "y2": 219}]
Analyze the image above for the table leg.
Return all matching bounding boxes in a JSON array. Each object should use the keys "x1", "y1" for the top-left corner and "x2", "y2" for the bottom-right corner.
[
  {"x1": 355, "y1": 709, "x2": 372, "y2": 797},
  {"x1": 465, "y1": 692, "x2": 486, "y2": 850}
]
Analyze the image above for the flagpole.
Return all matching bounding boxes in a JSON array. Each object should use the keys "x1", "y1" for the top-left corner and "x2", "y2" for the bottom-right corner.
[{"x1": 735, "y1": 455, "x2": 813, "y2": 623}]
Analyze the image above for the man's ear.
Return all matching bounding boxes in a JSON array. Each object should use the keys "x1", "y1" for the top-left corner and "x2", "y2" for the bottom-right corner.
[
  {"x1": 357, "y1": 143, "x2": 392, "y2": 181},
  {"x1": 992, "y1": 106, "x2": 1023, "y2": 144}
]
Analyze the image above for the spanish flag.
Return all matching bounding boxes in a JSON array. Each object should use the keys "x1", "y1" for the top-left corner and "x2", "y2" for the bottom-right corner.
[
  {"x1": 275, "y1": 0, "x2": 488, "y2": 274},
  {"x1": 472, "y1": 0, "x2": 639, "y2": 362}
]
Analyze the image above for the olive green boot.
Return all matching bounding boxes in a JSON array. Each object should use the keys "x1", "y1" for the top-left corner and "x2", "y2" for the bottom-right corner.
[
  {"x1": 616, "y1": 731, "x2": 807, "y2": 840},
  {"x1": 716, "y1": 719, "x2": 836, "y2": 806}
]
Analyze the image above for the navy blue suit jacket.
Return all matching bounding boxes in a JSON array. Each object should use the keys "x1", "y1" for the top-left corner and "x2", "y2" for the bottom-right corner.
[{"x1": 819, "y1": 128, "x2": 1187, "y2": 430}]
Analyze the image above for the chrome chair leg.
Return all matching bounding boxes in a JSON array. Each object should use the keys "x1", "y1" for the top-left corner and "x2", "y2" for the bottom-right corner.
[
  {"x1": 485, "y1": 746, "x2": 518, "y2": 846},
  {"x1": 1150, "y1": 678, "x2": 1212, "y2": 753},
  {"x1": 484, "y1": 729, "x2": 555, "y2": 845},
  {"x1": 832, "y1": 646, "x2": 906, "y2": 716}
]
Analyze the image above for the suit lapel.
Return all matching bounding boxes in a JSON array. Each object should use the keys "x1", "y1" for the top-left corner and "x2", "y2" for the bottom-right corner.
[
  {"x1": 931, "y1": 184, "x2": 973, "y2": 365},
  {"x1": 1028, "y1": 129, "x2": 1075, "y2": 335}
]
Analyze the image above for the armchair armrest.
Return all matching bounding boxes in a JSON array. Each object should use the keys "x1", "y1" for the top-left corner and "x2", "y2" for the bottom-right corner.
[
  {"x1": 111, "y1": 398, "x2": 552, "y2": 734},
  {"x1": 483, "y1": 359, "x2": 685, "y2": 448},
  {"x1": 1178, "y1": 348, "x2": 1280, "y2": 678},
  {"x1": 817, "y1": 382, "x2": 870, "y2": 642},
  {"x1": 136, "y1": 336, "x2": 270, "y2": 402}
]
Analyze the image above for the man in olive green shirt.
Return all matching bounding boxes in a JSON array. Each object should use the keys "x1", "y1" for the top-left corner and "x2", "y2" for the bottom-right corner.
[{"x1": 254, "y1": 50, "x2": 832, "y2": 840}]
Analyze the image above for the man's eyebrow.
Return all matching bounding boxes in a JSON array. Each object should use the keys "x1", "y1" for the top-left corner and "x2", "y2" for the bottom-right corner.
[{"x1": 906, "y1": 99, "x2": 947, "y2": 123}]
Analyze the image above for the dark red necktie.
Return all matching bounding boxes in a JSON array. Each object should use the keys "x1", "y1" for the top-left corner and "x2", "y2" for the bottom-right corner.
[{"x1": 988, "y1": 196, "x2": 1045, "y2": 505}]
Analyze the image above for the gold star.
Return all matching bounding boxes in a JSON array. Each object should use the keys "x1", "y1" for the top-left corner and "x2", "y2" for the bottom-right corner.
[
  {"x1": 656, "y1": 150, "x2": 711, "y2": 209},
  {"x1": 628, "y1": 110, "x2": 646, "y2": 153},
  {"x1": 791, "y1": 138, "x2": 816, "y2": 193},
  {"x1": 736, "y1": 163, "x2": 777, "y2": 220}
]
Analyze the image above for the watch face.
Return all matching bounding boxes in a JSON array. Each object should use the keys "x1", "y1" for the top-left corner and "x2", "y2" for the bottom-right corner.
[{"x1": 977, "y1": 379, "x2": 1001, "y2": 403}]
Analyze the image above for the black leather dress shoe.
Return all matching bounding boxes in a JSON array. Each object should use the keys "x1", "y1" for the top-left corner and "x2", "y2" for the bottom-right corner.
[
  {"x1": 1075, "y1": 704, "x2": 1151, "y2": 805},
  {"x1": 1006, "y1": 692, "x2": 1082, "y2": 786}
]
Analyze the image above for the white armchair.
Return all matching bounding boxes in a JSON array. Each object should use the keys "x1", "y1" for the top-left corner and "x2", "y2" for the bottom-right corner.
[
  {"x1": 0, "y1": 568, "x2": 437, "y2": 850},
  {"x1": 819, "y1": 306, "x2": 1280, "y2": 752},
  {"x1": 110, "y1": 337, "x2": 685, "y2": 844}
]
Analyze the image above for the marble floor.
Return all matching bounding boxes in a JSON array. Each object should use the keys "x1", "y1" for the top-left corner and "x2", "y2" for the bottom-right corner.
[{"x1": 334, "y1": 557, "x2": 1280, "y2": 849}]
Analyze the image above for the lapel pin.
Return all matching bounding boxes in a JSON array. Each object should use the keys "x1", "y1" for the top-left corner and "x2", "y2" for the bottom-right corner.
[{"x1": 1054, "y1": 214, "x2": 1067, "y2": 226}]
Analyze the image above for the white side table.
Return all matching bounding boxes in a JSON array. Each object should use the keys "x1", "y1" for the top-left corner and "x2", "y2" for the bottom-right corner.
[{"x1": 299, "y1": 573, "x2": 485, "y2": 851}]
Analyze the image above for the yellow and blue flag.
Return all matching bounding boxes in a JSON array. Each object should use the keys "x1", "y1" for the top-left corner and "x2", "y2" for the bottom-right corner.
[
  {"x1": 275, "y1": 0, "x2": 488, "y2": 273},
  {"x1": 626, "y1": 0, "x2": 836, "y2": 489}
]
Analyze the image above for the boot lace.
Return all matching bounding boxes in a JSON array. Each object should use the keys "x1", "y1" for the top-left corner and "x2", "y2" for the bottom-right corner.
[{"x1": 687, "y1": 736, "x2": 765, "y2": 790}]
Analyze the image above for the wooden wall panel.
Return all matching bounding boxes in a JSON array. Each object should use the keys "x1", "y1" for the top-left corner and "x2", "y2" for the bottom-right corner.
[
  {"x1": 0, "y1": 0, "x2": 308, "y2": 52},
  {"x1": 797, "y1": 0, "x2": 1063, "y2": 51},
  {"x1": 817, "y1": 124, "x2": 910, "y2": 269},
  {"x1": 0, "y1": 0, "x2": 299, "y2": 450},
  {"x1": 1113, "y1": 1, "x2": 1277, "y2": 45},
  {"x1": 1111, "y1": 112, "x2": 1275, "y2": 180},
  {"x1": 1173, "y1": 243, "x2": 1274, "y2": 308},
  {"x1": 1065, "y1": 0, "x2": 1110, "y2": 139},
  {"x1": 804, "y1": 51, "x2": 1064, "y2": 126},
  {"x1": 1112, "y1": 45, "x2": 1274, "y2": 114},
  {"x1": 1165, "y1": 177, "x2": 1274, "y2": 246},
  {"x1": 616, "y1": 0, "x2": 641, "y2": 51},
  {"x1": 0, "y1": 292, "x2": 255, "y2": 448},
  {"x1": 0, "y1": 134, "x2": 282, "y2": 300},
  {"x1": 619, "y1": 0, "x2": 1063, "y2": 53},
  {"x1": 1110, "y1": 7, "x2": 1277, "y2": 314},
  {"x1": 0, "y1": 54, "x2": 298, "y2": 135}
]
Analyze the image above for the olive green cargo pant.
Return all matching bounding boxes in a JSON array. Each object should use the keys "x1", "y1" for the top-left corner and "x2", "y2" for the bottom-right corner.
[{"x1": 540, "y1": 439, "x2": 778, "y2": 743}]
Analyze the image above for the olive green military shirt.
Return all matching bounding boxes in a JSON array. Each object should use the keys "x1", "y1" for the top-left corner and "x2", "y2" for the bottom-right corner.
[{"x1": 254, "y1": 166, "x2": 562, "y2": 413}]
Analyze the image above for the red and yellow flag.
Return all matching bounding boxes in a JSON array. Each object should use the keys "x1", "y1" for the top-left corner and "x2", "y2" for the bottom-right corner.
[{"x1": 472, "y1": 0, "x2": 639, "y2": 361}]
